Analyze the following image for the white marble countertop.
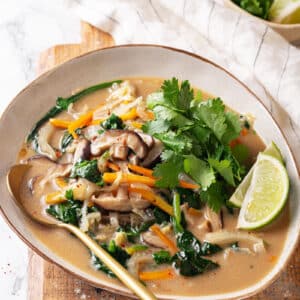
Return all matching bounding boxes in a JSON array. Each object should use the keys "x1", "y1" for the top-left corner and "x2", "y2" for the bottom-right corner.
[{"x1": 0, "y1": 1, "x2": 299, "y2": 300}]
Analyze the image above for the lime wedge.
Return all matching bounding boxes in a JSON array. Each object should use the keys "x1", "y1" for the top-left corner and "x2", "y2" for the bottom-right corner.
[
  {"x1": 237, "y1": 154, "x2": 289, "y2": 230},
  {"x1": 269, "y1": 0, "x2": 300, "y2": 24},
  {"x1": 228, "y1": 142, "x2": 283, "y2": 208}
]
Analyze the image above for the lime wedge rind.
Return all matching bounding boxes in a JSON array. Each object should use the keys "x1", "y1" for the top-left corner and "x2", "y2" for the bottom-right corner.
[
  {"x1": 228, "y1": 142, "x2": 284, "y2": 208},
  {"x1": 237, "y1": 154, "x2": 289, "y2": 230}
]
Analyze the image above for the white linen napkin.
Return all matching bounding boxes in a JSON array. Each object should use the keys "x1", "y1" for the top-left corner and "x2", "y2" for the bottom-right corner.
[{"x1": 67, "y1": 0, "x2": 300, "y2": 131}]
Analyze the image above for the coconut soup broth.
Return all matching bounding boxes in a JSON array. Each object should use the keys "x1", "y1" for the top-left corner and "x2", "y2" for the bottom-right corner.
[{"x1": 17, "y1": 78, "x2": 289, "y2": 296}]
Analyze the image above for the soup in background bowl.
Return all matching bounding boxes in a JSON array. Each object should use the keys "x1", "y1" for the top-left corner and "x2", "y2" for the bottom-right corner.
[{"x1": 0, "y1": 45, "x2": 299, "y2": 300}]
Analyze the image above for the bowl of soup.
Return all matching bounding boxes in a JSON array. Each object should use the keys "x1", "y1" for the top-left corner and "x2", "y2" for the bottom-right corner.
[{"x1": 0, "y1": 45, "x2": 299, "y2": 299}]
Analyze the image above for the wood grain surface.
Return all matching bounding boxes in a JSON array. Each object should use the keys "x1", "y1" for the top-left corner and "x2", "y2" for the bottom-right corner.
[{"x1": 28, "y1": 21, "x2": 300, "y2": 300}]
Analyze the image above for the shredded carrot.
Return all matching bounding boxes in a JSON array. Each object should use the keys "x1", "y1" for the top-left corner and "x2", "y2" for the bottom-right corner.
[
  {"x1": 90, "y1": 119, "x2": 104, "y2": 126},
  {"x1": 139, "y1": 268, "x2": 175, "y2": 281},
  {"x1": 241, "y1": 128, "x2": 248, "y2": 136},
  {"x1": 55, "y1": 177, "x2": 68, "y2": 188},
  {"x1": 144, "y1": 110, "x2": 155, "y2": 120},
  {"x1": 49, "y1": 118, "x2": 71, "y2": 129},
  {"x1": 150, "y1": 224, "x2": 178, "y2": 254},
  {"x1": 127, "y1": 165, "x2": 200, "y2": 190},
  {"x1": 120, "y1": 108, "x2": 138, "y2": 121},
  {"x1": 128, "y1": 164, "x2": 155, "y2": 178},
  {"x1": 45, "y1": 191, "x2": 66, "y2": 204},
  {"x1": 188, "y1": 207, "x2": 202, "y2": 217},
  {"x1": 68, "y1": 111, "x2": 94, "y2": 138},
  {"x1": 229, "y1": 138, "x2": 241, "y2": 148},
  {"x1": 179, "y1": 180, "x2": 200, "y2": 190},
  {"x1": 103, "y1": 172, "x2": 156, "y2": 187},
  {"x1": 131, "y1": 121, "x2": 143, "y2": 129},
  {"x1": 106, "y1": 162, "x2": 120, "y2": 171},
  {"x1": 128, "y1": 187, "x2": 173, "y2": 216}
]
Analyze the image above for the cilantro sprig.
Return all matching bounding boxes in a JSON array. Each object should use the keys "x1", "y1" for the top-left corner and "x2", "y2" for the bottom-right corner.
[{"x1": 143, "y1": 78, "x2": 246, "y2": 212}]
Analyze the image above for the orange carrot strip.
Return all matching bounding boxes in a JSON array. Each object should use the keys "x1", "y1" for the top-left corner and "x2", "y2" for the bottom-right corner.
[
  {"x1": 128, "y1": 187, "x2": 173, "y2": 216},
  {"x1": 179, "y1": 180, "x2": 200, "y2": 190},
  {"x1": 131, "y1": 121, "x2": 143, "y2": 129},
  {"x1": 139, "y1": 268, "x2": 175, "y2": 281},
  {"x1": 103, "y1": 172, "x2": 156, "y2": 187},
  {"x1": 90, "y1": 119, "x2": 104, "y2": 126},
  {"x1": 127, "y1": 164, "x2": 155, "y2": 178},
  {"x1": 241, "y1": 128, "x2": 248, "y2": 136},
  {"x1": 106, "y1": 162, "x2": 120, "y2": 171},
  {"x1": 120, "y1": 108, "x2": 138, "y2": 121},
  {"x1": 144, "y1": 110, "x2": 155, "y2": 120},
  {"x1": 55, "y1": 177, "x2": 68, "y2": 188},
  {"x1": 68, "y1": 111, "x2": 94, "y2": 138},
  {"x1": 127, "y1": 165, "x2": 200, "y2": 190},
  {"x1": 188, "y1": 207, "x2": 202, "y2": 217},
  {"x1": 45, "y1": 191, "x2": 66, "y2": 205},
  {"x1": 49, "y1": 118, "x2": 71, "y2": 129},
  {"x1": 150, "y1": 224, "x2": 178, "y2": 254}
]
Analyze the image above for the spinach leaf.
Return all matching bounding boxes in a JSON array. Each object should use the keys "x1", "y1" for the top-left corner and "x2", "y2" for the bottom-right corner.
[
  {"x1": 60, "y1": 128, "x2": 82, "y2": 152},
  {"x1": 101, "y1": 113, "x2": 124, "y2": 130},
  {"x1": 91, "y1": 240, "x2": 130, "y2": 278},
  {"x1": 173, "y1": 231, "x2": 220, "y2": 276},
  {"x1": 174, "y1": 251, "x2": 218, "y2": 276},
  {"x1": 117, "y1": 220, "x2": 155, "y2": 243},
  {"x1": 153, "y1": 250, "x2": 172, "y2": 265},
  {"x1": 46, "y1": 198, "x2": 82, "y2": 225},
  {"x1": 71, "y1": 159, "x2": 103, "y2": 186},
  {"x1": 200, "y1": 242, "x2": 222, "y2": 256},
  {"x1": 27, "y1": 80, "x2": 122, "y2": 142},
  {"x1": 153, "y1": 207, "x2": 170, "y2": 224}
]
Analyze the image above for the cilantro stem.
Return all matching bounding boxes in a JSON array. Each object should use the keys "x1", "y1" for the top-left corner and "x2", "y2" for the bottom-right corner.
[{"x1": 173, "y1": 192, "x2": 184, "y2": 233}]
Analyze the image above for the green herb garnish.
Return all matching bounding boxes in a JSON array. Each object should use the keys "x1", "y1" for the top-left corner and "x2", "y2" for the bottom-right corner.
[{"x1": 27, "y1": 80, "x2": 122, "y2": 142}]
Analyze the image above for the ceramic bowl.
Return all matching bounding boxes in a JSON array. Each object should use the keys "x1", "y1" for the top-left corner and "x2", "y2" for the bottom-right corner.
[
  {"x1": 0, "y1": 45, "x2": 299, "y2": 300},
  {"x1": 224, "y1": 0, "x2": 300, "y2": 44}
]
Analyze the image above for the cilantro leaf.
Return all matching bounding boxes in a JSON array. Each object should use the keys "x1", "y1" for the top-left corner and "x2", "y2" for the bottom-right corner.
[
  {"x1": 147, "y1": 92, "x2": 166, "y2": 109},
  {"x1": 200, "y1": 181, "x2": 227, "y2": 212},
  {"x1": 221, "y1": 112, "x2": 241, "y2": 144},
  {"x1": 142, "y1": 119, "x2": 171, "y2": 135},
  {"x1": 162, "y1": 78, "x2": 180, "y2": 109},
  {"x1": 233, "y1": 0, "x2": 273, "y2": 19},
  {"x1": 194, "y1": 98, "x2": 227, "y2": 142},
  {"x1": 183, "y1": 155, "x2": 215, "y2": 190},
  {"x1": 154, "y1": 153, "x2": 183, "y2": 188},
  {"x1": 155, "y1": 131, "x2": 192, "y2": 154},
  {"x1": 208, "y1": 158, "x2": 235, "y2": 186},
  {"x1": 153, "y1": 105, "x2": 193, "y2": 129},
  {"x1": 178, "y1": 80, "x2": 194, "y2": 111}
]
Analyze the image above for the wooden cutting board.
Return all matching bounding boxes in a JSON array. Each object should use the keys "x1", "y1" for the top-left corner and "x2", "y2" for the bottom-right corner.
[{"x1": 28, "y1": 21, "x2": 300, "y2": 300}]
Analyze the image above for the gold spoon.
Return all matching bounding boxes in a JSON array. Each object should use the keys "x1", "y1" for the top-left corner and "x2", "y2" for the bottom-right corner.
[{"x1": 7, "y1": 164, "x2": 157, "y2": 300}]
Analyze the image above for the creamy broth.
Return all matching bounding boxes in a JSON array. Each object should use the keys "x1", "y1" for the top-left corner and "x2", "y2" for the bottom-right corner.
[{"x1": 17, "y1": 78, "x2": 289, "y2": 296}]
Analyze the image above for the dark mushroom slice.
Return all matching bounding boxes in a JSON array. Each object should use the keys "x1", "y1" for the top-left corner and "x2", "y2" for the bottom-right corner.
[
  {"x1": 73, "y1": 138, "x2": 91, "y2": 164},
  {"x1": 137, "y1": 132, "x2": 154, "y2": 149},
  {"x1": 141, "y1": 139, "x2": 163, "y2": 167},
  {"x1": 90, "y1": 130, "x2": 148, "y2": 159}
]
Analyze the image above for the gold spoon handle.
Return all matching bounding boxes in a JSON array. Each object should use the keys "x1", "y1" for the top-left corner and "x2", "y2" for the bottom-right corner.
[{"x1": 59, "y1": 223, "x2": 157, "y2": 300}]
